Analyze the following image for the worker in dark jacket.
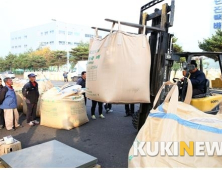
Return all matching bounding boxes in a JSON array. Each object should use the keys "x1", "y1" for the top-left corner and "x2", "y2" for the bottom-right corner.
[
  {"x1": 76, "y1": 71, "x2": 87, "y2": 104},
  {"x1": 22, "y1": 73, "x2": 40, "y2": 126},
  {"x1": 0, "y1": 78, "x2": 5, "y2": 129},
  {"x1": 0, "y1": 77, "x2": 21, "y2": 131},
  {"x1": 63, "y1": 71, "x2": 68, "y2": 82},
  {"x1": 183, "y1": 60, "x2": 206, "y2": 96}
]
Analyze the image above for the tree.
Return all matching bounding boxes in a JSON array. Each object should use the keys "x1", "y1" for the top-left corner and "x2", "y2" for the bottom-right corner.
[
  {"x1": 70, "y1": 42, "x2": 89, "y2": 64},
  {"x1": 172, "y1": 37, "x2": 184, "y2": 77},
  {"x1": 13, "y1": 53, "x2": 32, "y2": 71},
  {"x1": 4, "y1": 53, "x2": 17, "y2": 71},
  {"x1": 30, "y1": 47, "x2": 52, "y2": 66},
  {"x1": 30, "y1": 56, "x2": 47, "y2": 71},
  {"x1": 0, "y1": 57, "x2": 6, "y2": 71},
  {"x1": 199, "y1": 30, "x2": 222, "y2": 52},
  {"x1": 172, "y1": 37, "x2": 183, "y2": 53},
  {"x1": 49, "y1": 50, "x2": 67, "y2": 71}
]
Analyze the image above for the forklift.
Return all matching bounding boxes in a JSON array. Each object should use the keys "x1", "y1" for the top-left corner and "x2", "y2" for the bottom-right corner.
[
  {"x1": 132, "y1": 1, "x2": 222, "y2": 131},
  {"x1": 92, "y1": 0, "x2": 222, "y2": 131}
]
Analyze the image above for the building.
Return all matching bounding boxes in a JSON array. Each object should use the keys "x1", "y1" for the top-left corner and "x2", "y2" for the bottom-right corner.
[
  {"x1": 10, "y1": 21, "x2": 107, "y2": 55},
  {"x1": 211, "y1": 0, "x2": 222, "y2": 35}
]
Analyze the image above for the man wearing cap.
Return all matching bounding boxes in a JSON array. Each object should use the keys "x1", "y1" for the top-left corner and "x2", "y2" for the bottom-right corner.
[
  {"x1": 183, "y1": 60, "x2": 206, "y2": 96},
  {"x1": 22, "y1": 73, "x2": 40, "y2": 126}
]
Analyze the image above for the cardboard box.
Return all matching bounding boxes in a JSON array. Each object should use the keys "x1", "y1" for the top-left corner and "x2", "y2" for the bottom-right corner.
[
  {"x1": 212, "y1": 78, "x2": 222, "y2": 88},
  {"x1": 0, "y1": 139, "x2": 22, "y2": 156},
  {"x1": 0, "y1": 162, "x2": 5, "y2": 168}
]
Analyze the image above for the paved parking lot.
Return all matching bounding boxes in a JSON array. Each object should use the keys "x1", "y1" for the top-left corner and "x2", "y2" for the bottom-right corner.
[{"x1": 0, "y1": 81, "x2": 139, "y2": 168}]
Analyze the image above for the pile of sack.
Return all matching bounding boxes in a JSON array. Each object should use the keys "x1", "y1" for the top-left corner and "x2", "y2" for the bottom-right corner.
[
  {"x1": 40, "y1": 84, "x2": 89, "y2": 130},
  {"x1": 12, "y1": 79, "x2": 27, "y2": 112}
]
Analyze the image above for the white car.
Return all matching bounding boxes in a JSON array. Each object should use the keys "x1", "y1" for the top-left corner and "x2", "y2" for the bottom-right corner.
[{"x1": 3, "y1": 71, "x2": 15, "y2": 79}]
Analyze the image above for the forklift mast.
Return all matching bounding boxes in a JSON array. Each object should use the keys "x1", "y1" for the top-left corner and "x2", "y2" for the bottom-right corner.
[{"x1": 137, "y1": 0, "x2": 176, "y2": 130}]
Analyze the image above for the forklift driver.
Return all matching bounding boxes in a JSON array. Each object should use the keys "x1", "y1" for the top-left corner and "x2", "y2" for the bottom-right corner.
[{"x1": 183, "y1": 60, "x2": 206, "y2": 96}]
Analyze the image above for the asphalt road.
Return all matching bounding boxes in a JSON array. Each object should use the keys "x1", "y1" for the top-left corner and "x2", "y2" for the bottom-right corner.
[{"x1": 0, "y1": 81, "x2": 139, "y2": 168}]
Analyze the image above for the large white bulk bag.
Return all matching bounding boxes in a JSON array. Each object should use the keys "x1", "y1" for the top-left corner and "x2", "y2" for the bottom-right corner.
[
  {"x1": 86, "y1": 23, "x2": 151, "y2": 103},
  {"x1": 40, "y1": 87, "x2": 89, "y2": 130},
  {"x1": 128, "y1": 81, "x2": 222, "y2": 168}
]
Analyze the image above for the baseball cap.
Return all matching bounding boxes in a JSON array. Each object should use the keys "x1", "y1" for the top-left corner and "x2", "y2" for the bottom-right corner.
[{"x1": 28, "y1": 73, "x2": 37, "y2": 77}]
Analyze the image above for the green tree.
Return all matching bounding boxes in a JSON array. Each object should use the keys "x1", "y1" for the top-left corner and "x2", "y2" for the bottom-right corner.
[
  {"x1": 172, "y1": 37, "x2": 184, "y2": 77},
  {"x1": 49, "y1": 50, "x2": 67, "y2": 71},
  {"x1": 70, "y1": 42, "x2": 89, "y2": 64},
  {"x1": 30, "y1": 56, "x2": 47, "y2": 71},
  {"x1": 172, "y1": 37, "x2": 183, "y2": 53},
  {"x1": 0, "y1": 57, "x2": 6, "y2": 71},
  {"x1": 30, "y1": 47, "x2": 52, "y2": 66},
  {"x1": 199, "y1": 30, "x2": 222, "y2": 52},
  {"x1": 4, "y1": 53, "x2": 17, "y2": 71},
  {"x1": 13, "y1": 53, "x2": 32, "y2": 71}
]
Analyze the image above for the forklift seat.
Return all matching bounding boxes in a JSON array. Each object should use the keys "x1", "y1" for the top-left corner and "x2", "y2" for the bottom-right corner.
[{"x1": 192, "y1": 79, "x2": 210, "y2": 98}]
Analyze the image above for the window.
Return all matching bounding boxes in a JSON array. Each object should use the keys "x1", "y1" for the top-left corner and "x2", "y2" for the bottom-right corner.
[
  {"x1": 59, "y1": 30, "x2": 65, "y2": 34},
  {"x1": 45, "y1": 31, "x2": 48, "y2": 35},
  {"x1": 18, "y1": 37, "x2": 21, "y2": 40},
  {"x1": 24, "y1": 45, "x2": 27, "y2": 48},
  {"x1": 68, "y1": 42, "x2": 73, "y2": 45},
  {"x1": 50, "y1": 41, "x2": 54, "y2": 45},
  {"x1": 59, "y1": 41, "x2": 65, "y2": 45},
  {"x1": 15, "y1": 46, "x2": 17, "y2": 48},
  {"x1": 12, "y1": 38, "x2": 14, "y2": 40},
  {"x1": 15, "y1": 37, "x2": 17, "y2": 40},
  {"x1": 12, "y1": 46, "x2": 14, "y2": 48},
  {"x1": 50, "y1": 30, "x2": 54, "y2": 34},
  {"x1": 24, "y1": 35, "x2": 27, "y2": 39},
  {"x1": 40, "y1": 42, "x2": 46, "y2": 46},
  {"x1": 74, "y1": 42, "x2": 80, "y2": 45},
  {"x1": 18, "y1": 45, "x2": 21, "y2": 48},
  {"x1": 99, "y1": 36, "x2": 102, "y2": 38},
  {"x1": 41, "y1": 32, "x2": 43, "y2": 36},
  {"x1": 85, "y1": 34, "x2": 94, "y2": 38},
  {"x1": 68, "y1": 32, "x2": 73, "y2": 35},
  {"x1": 74, "y1": 32, "x2": 80, "y2": 36}
]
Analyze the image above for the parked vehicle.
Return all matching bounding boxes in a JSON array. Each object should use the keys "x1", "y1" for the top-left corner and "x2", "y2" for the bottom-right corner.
[
  {"x1": 2, "y1": 71, "x2": 15, "y2": 79},
  {"x1": 71, "y1": 61, "x2": 87, "y2": 82}
]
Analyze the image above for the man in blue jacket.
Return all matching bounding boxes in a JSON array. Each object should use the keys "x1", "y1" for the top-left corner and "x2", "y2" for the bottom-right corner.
[
  {"x1": 183, "y1": 60, "x2": 206, "y2": 96},
  {"x1": 0, "y1": 77, "x2": 20, "y2": 131},
  {"x1": 190, "y1": 60, "x2": 206, "y2": 96}
]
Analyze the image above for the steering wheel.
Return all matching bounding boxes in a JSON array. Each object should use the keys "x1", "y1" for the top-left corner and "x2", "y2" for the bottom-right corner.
[{"x1": 173, "y1": 78, "x2": 179, "y2": 83}]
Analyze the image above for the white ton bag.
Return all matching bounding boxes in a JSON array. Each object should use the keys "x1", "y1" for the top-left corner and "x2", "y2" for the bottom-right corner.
[
  {"x1": 128, "y1": 80, "x2": 222, "y2": 168},
  {"x1": 40, "y1": 87, "x2": 89, "y2": 130},
  {"x1": 86, "y1": 22, "x2": 151, "y2": 103}
]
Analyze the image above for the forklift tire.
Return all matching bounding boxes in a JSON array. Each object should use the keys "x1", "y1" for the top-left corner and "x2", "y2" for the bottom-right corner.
[{"x1": 132, "y1": 111, "x2": 139, "y2": 130}]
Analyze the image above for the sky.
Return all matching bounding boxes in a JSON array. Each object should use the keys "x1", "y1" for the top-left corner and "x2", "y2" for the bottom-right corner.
[{"x1": 0, "y1": 0, "x2": 213, "y2": 57}]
